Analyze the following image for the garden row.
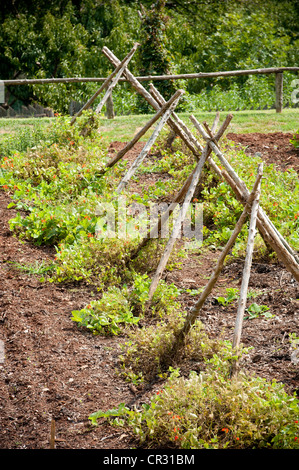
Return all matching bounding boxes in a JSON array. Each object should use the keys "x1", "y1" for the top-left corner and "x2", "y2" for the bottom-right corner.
[{"x1": 0, "y1": 114, "x2": 298, "y2": 448}]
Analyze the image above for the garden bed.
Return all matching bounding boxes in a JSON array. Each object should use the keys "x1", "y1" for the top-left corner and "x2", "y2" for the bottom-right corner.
[{"x1": 0, "y1": 131, "x2": 298, "y2": 449}]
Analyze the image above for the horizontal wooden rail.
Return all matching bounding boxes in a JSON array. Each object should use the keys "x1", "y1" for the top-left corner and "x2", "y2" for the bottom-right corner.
[{"x1": 1, "y1": 67, "x2": 299, "y2": 86}]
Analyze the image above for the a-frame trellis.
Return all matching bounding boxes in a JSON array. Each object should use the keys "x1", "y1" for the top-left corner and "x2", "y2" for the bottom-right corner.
[
  {"x1": 77, "y1": 46, "x2": 299, "y2": 369},
  {"x1": 99, "y1": 46, "x2": 299, "y2": 279}
]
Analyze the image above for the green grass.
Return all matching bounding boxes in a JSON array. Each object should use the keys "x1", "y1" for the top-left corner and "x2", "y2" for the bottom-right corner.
[
  {"x1": 0, "y1": 117, "x2": 53, "y2": 132},
  {"x1": 98, "y1": 108, "x2": 299, "y2": 142},
  {"x1": 1, "y1": 108, "x2": 298, "y2": 144}
]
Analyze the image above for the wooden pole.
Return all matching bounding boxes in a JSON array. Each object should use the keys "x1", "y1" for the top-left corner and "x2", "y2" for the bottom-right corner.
[
  {"x1": 275, "y1": 72, "x2": 283, "y2": 113},
  {"x1": 191, "y1": 116, "x2": 299, "y2": 261},
  {"x1": 50, "y1": 418, "x2": 55, "y2": 449},
  {"x1": 165, "y1": 166, "x2": 264, "y2": 363},
  {"x1": 116, "y1": 90, "x2": 184, "y2": 193},
  {"x1": 149, "y1": 84, "x2": 202, "y2": 159},
  {"x1": 104, "y1": 91, "x2": 115, "y2": 119},
  {"x1": 145, "y1": 114, "x2": 232, "y2": 305},
  {"x1": 146, "y1": 145, "x2": 209, "y2": 305},
  {"x1": 231, "y1": 163, "x2": 263, "y2": 370},
  {"x1": 3, "y1": 67, "x2": 299, "y2": 86},
  {"x1": 70, "y1": 43, "x2": 139, "y2": 125}
]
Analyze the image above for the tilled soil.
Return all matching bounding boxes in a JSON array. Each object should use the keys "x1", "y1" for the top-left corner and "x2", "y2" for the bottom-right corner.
[{"x1": 0, "y1": 131, "x2": 298, "y2": 450}]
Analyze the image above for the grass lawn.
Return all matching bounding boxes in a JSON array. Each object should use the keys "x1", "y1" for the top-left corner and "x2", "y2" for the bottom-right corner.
[
  {"x1": 0, "y1": 108, "x2": 298, "y2": 143},
  {"x1": 92, "y1": 108, "x2": 299, "y2": 142}
]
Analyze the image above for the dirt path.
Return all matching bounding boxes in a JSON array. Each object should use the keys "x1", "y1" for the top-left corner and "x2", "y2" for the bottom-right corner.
[{"x1": 0, "y1": 132, "x2": 298, "y2": 449}]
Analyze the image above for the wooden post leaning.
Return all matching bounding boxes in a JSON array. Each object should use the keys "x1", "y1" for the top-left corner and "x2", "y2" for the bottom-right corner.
[
  {"x1": 164, "y1": 165, "x2": 264, "y2": 365},
  {"x1": 190, "y1": 115, "x2": 299, "y2": 282},
  {"x1": 70, "y1": 43, "x2": 139, "y2": 125},
  {"x1": 116, "y1": 89, "x2": 185, "y2": 193}
]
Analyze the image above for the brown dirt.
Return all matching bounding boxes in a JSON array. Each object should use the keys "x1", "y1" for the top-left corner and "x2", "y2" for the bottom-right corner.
[
  {"x1": 227, "y1": 132, "x2": 299, "y2": 174},
  {"x1": 0, "y1": 132, "x2": 298, "y2": 450}
]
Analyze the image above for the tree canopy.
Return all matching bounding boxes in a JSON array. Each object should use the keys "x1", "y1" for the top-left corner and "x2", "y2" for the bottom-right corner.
[{"x1": 1, "y1": 0, "x2": 298, "y2": 112}]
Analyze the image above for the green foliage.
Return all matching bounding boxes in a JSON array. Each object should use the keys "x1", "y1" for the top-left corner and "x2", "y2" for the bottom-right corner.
[
  {"x1": 1, "y1": 0, "x2": 298, "y2": 114},
  {"x1": 125, "y1": 363, "x2": 299, "y2": 449},
  {"x1": 215, "y1": 288, "x2": 239, "y2": 307},
  {"x1": 92, "y1": 351, "x2": 299, "y2": 449},
  {"x1": 290, "y1": 130, "x2": 299, "y2": 149},
  {"x1": 119, "y1": 305, "x2": 221, "y2": 383},
  {"x1": 200, "y1": 139, "x2": 299, "y2": 256}
]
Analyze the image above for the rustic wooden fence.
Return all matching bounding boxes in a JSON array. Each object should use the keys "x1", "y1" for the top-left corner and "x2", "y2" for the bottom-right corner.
[{"x1": 1, "y1": 66, "x2": 299, "y2": 118}]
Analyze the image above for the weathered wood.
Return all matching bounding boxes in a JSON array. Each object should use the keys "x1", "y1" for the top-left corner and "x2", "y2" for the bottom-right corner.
[
  {"x1": 116, "y1": 90, "x2": 184, "y2": 193},
  {"x1": 232, "y1": 163, "x2": 263, "y2": 355},
  {"x1": 165, "y1": 167, "x2": 264, "y2": 363},
  {"x1": 70, "y1": 43, "x2": 139, "y2": 125},
  {"x1": 50, "y1": 418, "x2": 55, "y2": 449},
  {"x1": 146, "y1": 146, "x2": 209, "y2": 305},
  {"x1": 192, "y1": 115, "x2": 299, "y2": 261},
  {"x1": 190, "y1": 115, "x2": 299, "y2": 281},
  {"x1": 3, "y1": 67, "x2": 299, "y2": 86},
  {"x1": 275, "y1": 72, "x2": 283, "y2": 113},
  {"x1": 104, "y1": 91, "x2": 115, "y2": 119},
  {"x1": 149, "y1": 85, "x2": 202, "y2": 159}
]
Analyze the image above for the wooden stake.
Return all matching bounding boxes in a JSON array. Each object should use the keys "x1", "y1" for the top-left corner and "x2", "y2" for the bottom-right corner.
[
  {"x1": 104, "y1": 90, "x2": 115, "y2": 119},
  {"x1": 70, "y1": 43, "x2": 139, "y2": 125},
  {"x1": 165, "y1": 166, "x2": 264, "y2": 364},
  {"x1": 231, "y1": 163, "x2": 263, "y2": 376},
  {"x1": 116, "y1": 90, "x2": 184, "y2": 193},
  {"x1": 146, "y1": 146, "x2": 209, "y2": 305},
  {"x1": 145, "y1": 114, "x2": 232, "y2": 305},
  {"x1": 275, "y1": 72, "x2": 283, "y2": 113},
  {"x1": 149, "y1": 84, "x2": 202, "y2": 159}
]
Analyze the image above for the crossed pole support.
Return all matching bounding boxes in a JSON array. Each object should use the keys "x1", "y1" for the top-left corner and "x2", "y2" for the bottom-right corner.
[{"x1": 100, "y1": 46, "x2": 299, "y2": 287}]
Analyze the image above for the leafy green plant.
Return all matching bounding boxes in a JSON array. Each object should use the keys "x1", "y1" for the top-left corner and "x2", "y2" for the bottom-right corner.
[
  {"x1": 71, "y1": 286, "x2": 139, "y2": 336},
  {"x1": 289, "y1": 333, "x2": 299, "y2": 350},
  {"x1": 215, "y1": 288, "x2": 240, "y2": 306},
  {"x1": 8, "y1": 260, "x2": 55, "y2": 276},
  {"x1": 290, "y1": 131, "x2": 299, "y2": 149},
  {"x1": 92, "y1": 351, "x2": 299, "y2": 449}
]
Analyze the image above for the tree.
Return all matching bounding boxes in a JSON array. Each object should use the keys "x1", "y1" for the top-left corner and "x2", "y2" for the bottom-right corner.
[{"x1": 136, "y1": 0, "x2": 178, "y2": 112}]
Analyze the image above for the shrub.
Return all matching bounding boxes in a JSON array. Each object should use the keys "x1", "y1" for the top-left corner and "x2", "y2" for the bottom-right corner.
[{"x1": 90, "y1": 351, "x2": 299, "y2": 449}]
